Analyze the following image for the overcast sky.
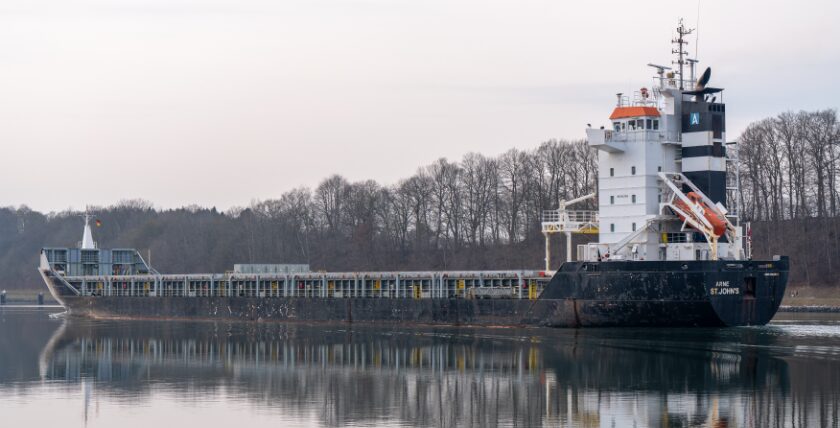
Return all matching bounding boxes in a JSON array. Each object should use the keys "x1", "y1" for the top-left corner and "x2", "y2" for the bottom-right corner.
[{"x1": 2, "y1": 0, "x2": 838, "y2": 212}]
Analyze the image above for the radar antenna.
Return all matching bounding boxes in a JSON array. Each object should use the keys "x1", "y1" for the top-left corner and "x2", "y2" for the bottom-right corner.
[
  {"x1": 647, "y1": 63, "x2": 671, "y2": 76},
  {"x1": 647, "y1": 63, "x2": 672, "y2": 88},
  {"x1": 686, "y1": 58, "x2": 699, "y2": 86},
  {"x1": 671, "y1": 19, "x2": 694, "y2": 90}
]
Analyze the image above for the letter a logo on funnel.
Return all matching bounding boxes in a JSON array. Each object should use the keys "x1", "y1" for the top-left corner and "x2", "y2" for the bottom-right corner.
[{"x1": 690, "y1": 112, "x2": 700, "y2": 126}]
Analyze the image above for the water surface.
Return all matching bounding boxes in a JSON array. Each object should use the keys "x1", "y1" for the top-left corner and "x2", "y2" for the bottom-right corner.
[{"x1": 1, "y1": 307, "x2": 839, "y2": 427}]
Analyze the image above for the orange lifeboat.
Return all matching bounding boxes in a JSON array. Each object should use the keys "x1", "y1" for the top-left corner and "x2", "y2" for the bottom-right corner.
[{"x1": 673, "y1": 192, "x2": 727, "y2": 237}]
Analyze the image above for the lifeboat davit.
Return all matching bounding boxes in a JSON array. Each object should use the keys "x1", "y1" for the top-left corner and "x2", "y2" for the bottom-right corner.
[{"x1": 673, "y1": 192, "x2": 727, "y2": 237}]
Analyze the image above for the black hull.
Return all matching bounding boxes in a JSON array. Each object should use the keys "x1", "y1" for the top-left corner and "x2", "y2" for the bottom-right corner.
[{"x1": 48, "y1": 258, "x2": 789, "y2": 328}]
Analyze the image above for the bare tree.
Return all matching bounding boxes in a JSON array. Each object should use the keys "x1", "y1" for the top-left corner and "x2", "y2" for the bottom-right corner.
[{"x1": 315, "y1": 175, "x2": 352, "y2": 235}]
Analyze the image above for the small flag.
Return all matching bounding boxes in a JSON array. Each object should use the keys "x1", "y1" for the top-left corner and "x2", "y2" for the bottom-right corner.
[{"x1": 95, "y1": 219, "x2": 102, "y2": 227}]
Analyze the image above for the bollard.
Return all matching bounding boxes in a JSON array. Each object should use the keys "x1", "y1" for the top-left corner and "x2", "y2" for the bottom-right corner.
[
  {"x1": 1, "y1": 290, "x2": 6, "y2": 305},
  {"x1": 37, "y1": 292, "x2": 44, "y2": 306}
]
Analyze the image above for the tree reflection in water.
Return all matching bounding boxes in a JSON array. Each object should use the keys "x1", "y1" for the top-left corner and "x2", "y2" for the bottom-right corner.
[{"x1": 15, "y1": 315, "x2": 840, "y2": 427}]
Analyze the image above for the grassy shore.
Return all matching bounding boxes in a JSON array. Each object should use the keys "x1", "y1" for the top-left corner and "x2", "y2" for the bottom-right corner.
[{"x1": 782, "y1": 285, "x2": 840, "y2": 308}]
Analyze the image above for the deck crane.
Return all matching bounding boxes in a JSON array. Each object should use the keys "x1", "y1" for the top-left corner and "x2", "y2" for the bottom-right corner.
[{"x1": 541, "y1": 193, "x2": 598, "y2": 271}]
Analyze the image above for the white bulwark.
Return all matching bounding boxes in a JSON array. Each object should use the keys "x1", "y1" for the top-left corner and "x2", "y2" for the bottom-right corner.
[{"x1": 544, "y1": 21, "x2": 745, "y2": 266}]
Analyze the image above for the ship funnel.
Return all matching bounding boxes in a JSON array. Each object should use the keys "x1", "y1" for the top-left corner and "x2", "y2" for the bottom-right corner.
[{"x1": 695, "y1": 67, "x2": 711, "y2": 91}]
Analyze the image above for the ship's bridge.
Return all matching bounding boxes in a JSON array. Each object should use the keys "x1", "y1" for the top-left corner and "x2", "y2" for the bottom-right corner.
[
  {"x1": 609, "y1": 106, "x2": 660, "y2": 133},
  {"x1": 588, "y1": 96, "x2": 680, "y2": 153}
]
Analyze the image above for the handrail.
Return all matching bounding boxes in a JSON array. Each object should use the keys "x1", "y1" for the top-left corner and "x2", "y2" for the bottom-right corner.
[
  {"x1": 607, "y1": 217, "x2": 658, "y2": 256},
  {"x1": 541, "y1": 210, "x2": 598, "y2": 223},
  {"x1": 605, "y1": 130, "x2": 681, "y2": 143}
]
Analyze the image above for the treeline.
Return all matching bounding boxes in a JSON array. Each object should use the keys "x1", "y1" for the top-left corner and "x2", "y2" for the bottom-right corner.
[
  {"x1": 1, "y1": 109, "x2": 839, "y2": 290},
  {"x1": 0, "y1": 140, "x2": 597, "y2": 290},
  {"x1": 738, "y1": 109, "x2": 839, "y2": 221},
  {"x1": 736, "y1": 109, "x2": 840, "y2": 287}
]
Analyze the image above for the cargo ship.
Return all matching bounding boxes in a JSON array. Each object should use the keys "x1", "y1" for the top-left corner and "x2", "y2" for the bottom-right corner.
[{"x1": 39, "y1": 22, "x2": 788, "y2": 327}]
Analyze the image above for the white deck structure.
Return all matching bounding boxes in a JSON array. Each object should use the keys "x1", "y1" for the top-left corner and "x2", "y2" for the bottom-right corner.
[{"x1": 542, "y1": 20, "x2": 745, "y2": 266}]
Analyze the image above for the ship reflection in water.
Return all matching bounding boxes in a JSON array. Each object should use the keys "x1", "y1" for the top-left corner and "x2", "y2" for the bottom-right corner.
[{"x1": 3, "y1": 310, "x2": 840, "y2": 427}]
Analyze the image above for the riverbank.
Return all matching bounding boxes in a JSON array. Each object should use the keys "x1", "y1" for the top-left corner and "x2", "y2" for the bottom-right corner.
[
  {"x1": 779, "y1": 285, "x2": 840, "y2": 313},
  {"x1": 0, "y1": 289, "x2": 56, "y2": 305}
]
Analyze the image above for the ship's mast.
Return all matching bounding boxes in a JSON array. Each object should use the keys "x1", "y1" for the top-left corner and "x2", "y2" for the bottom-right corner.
[
  {"x1": 80, "y1": 213, "x2": 96, "y2": 249},
  {"x1": 671, "y1": 19, "x2": 694, "y2": 90}
]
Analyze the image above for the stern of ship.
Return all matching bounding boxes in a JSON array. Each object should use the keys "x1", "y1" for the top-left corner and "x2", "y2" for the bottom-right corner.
[
  {"x1": 705, "y1": 257, "x2": 789, "y2": 326},
  {"x1": 537, "y1": 257, "x2": 789, "y2": 327}
]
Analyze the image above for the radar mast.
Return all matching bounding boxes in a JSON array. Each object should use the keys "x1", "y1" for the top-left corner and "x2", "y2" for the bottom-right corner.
[{"x1": 671, "y1": 19, "x2": 694, "y2": 90}]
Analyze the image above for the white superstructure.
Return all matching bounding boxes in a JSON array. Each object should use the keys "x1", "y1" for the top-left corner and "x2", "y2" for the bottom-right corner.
[{"x1": 544, "y1": 20, "x2": 745, "y2": 265}]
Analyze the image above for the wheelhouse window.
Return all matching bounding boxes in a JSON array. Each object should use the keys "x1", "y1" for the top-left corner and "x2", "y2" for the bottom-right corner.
[
  {"x1": 613, "y1": 122, "x2": 621, "y2": 132},
  {"x1": 636, "y1": 119, "x2": 644, "y2": 129},
  {"x1": 653, "y1": 119, "x2": 659, "y2": 130},
  {"x1": 646, "y1": 119, "x2": 652, "y2": 129}
]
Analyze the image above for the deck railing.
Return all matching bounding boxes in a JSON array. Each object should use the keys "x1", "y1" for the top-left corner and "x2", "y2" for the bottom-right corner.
[{"x1": 53, "y1": 270, "x2": 552, "y2": 301}]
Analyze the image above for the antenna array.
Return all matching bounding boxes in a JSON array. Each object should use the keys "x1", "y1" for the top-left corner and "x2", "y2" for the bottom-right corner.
[{"x1": 671, "y1": 19, "x2": 694, "y2": 90}]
